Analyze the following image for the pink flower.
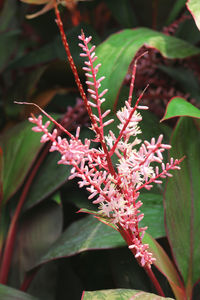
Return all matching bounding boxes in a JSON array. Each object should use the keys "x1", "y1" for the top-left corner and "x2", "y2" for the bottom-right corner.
[{"x1": 28, "y1": 31, "x2": 182, "y2": 268}]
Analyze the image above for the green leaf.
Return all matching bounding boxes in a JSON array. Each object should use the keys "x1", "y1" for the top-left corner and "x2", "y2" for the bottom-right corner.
[
  {"x1": 32, "y1": 216, "x2": 125, "y2": 268},
  {"x1": 23, "y1": 152, "x2": 71, "y2": 210},
  {"x1": 9, "y1": 201, "x2": 62, "y2": 286},
  {"x1": 24, "y1": 128, "x2": 92, "y2": 210},
  {"x1": 95, "y1": 28, "x2": 200, "y2": 110},
  {"x1": 80, "y1": 193, "x2": 166, "y2": 239},
  {"x1": 187, "y1": 0, "x2": 200, "y2": 31},
  {"x1": 143, "y1": 233, "x2": 185, "y2": 300},
  {"x1": 0, "y1": 120, "x2": 46, "y2": 203},
  {"x1": 0, "y1": 284, "x2": 38, "y2": 300},
  {"x1": 166, "y1": 0, "x2": 186, "y2": 25},
  {"x1": 165, "y1": 117, "x2": 200, "y2": 288},
  {"x1": 161, "y1": 97, "x2": 200, "y2": 121},
  {"x1": 140, "y1": 194, "x2": 165, "y2": 238},
  {"x1": 82, "y1": 289, "x2": 174, "y2": 300}
]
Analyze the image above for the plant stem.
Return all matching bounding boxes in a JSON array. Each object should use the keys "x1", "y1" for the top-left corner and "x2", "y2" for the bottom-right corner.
[
  {"x1": 20, "y1": 268, "x2": 39, "y2": 292},
  {"x1": 0, "y1": 147, "x2": 48, "y2": 284},
  {"x1": 118, "y1": 226, "x2": 165, "y2": 297},
  {"x1": 145, "y1": 266, "x2": 165, "y2": 297},
  {"x1": 54, "y1": 2, "x2": 116, "y2": 177}
]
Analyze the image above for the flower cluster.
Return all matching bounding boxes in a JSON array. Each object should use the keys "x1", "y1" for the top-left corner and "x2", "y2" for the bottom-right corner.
[{"x1": 29, "y1": 32, "x2": 182, "y2": 269}]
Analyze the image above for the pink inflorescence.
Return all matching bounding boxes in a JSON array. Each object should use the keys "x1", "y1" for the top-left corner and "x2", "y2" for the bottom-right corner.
[{"x1": 29, "y1": 32, "x2": 182, "y2": 269}]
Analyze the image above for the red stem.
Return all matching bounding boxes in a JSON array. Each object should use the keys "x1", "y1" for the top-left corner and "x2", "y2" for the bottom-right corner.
[
  {"x1": 0, "y1": 146, "x2": 49, "y2": 284},
  {"x1": 20, "y1": 268, "x2": 39, "y2": 292},
  {"x1": 118, "y1": 226, "x2": 165, "y2": 297},
  {"x1": 54, "y1": 2, "x2": 116, "y2": 177},
  {"x1": 110, "y1": 85, "x2": 148, "y2": 156},
  {"x1": 145, "y1": 267, "x2": 165, "y2": 297}
]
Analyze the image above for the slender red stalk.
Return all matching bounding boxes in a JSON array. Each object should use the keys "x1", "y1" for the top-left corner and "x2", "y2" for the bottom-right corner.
[
  {"x1": 54, "y1": 2, "x2": 116, "y2": 177},
  {"x1": 20, "y1": 268, "x2": 39, "y2": 292},
  {"x1": 110, "y1": 85, "x2": 149, "y2": 156},
  {"x1": 128, "y1": 52, "x2": 148, "y2": 106},
  {"x1": 0, "y1": 146, "x2": 49, "y2": 284},
  {"x1": 118, "y1": 226, "x2": 165, "y2": 297},
  {"x1": 145, "y1": 267, "x2": 165, "y2": 297},
  {"x1": 14, "y1": 102, "x2": 74, "y2": 140}
]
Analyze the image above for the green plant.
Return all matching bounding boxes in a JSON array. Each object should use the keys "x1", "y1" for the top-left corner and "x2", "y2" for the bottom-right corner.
[{"x1": 0, "y1": 1, "x2": 200, "y2": 299}]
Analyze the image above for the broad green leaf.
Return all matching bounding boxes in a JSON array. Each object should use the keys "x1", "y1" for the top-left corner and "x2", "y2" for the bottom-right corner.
[
  {"x1": 95, "y1": 28, "x2": 200, "y2": 110},
  {"x1": 0, "y1": 284, "x2": 38, "y2": 300},
  {"x1": 166, "y1": 0, "x2": 186, "y2": 25},
  {"x1": 164, "y1": 118, "x2": 200, "y2": 288},
  {"x1": 32, "y1": 215, "x2": 125, "y2": 268},
  {"x1": 9, "y1": 201, "x2": 62, "y2": 285},
  {"x1": 24, "y1": 128, "x2": 93, "y2": 210},
  {"x1": 23, "y1": 151, "x2": 71, "y2": 210},
  {"x1": 187, "y1": 0, "x2": 200, "y2": 31},
  {"x1": 82, "y1": 289, "x2": 174, "y2": 300},
  {"x1": 143, "y1": 234, "x2": 185, "y2": 300},
  {"x1": 0, "y1": 120, "x2": 46, "y2": 203},
  {"x1": 79, "y1": 193, "x2": 166, "y2": 239},
  {"x1": 161, "y1": 97, "x2": 200, "y2": 121},
  {"x1": 140, "y1": 194, "x2": 165, "y2": 238}
]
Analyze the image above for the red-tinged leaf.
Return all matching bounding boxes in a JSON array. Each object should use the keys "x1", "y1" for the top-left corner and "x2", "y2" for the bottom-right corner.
[
  {"x1": 79, "y1": 193, "x2": 166, "y2": 239},
  {"x1": 95, "y1": 28, "x2": 200, "y2": 110},
  {"x1": 0, "y1": 284, "x2": 38, "y2": 300},
  {"x1": 0, "y1": 118, "x2": 54, "y2": 204},
  {"x1": 82, "y1": 289, "x2": 174, "y2": 300},
  {"x1": 164, "y1": 117, "x2": 200, "y2": 292},
  {"x1": 143, "y1": 233, "x2": 185, "y2": 300},
  {"x1": 187, "y1": 0, "x2": 200, "y2": 31},
  {"x1": 161, "y1": 97, "x2": 200, "y2": 121},
  {"x1": 23, "y1": 128, "x2": 93, "y2": 211},
  {"x1": 9, "y1": 201, "x2": 62, "y2": 286},
  {"x1": 30, "y1": 215, "x2": 125, "y2": 269}
]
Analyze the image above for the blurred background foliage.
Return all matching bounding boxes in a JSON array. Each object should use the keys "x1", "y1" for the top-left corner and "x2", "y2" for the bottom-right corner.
[{"x1": 0, "y1": 0, "x2": 200, "y2": 299}]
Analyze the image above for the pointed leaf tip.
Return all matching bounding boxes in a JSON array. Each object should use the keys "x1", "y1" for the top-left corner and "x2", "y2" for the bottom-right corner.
[{"x1": 161, "y1": 97, "x2": 200, "y2": 122}]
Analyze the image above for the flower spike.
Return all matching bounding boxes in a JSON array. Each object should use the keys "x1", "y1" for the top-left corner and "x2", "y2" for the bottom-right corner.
[{"x1": 27, "y1": 31, "x2": 183, "y2": 270}]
